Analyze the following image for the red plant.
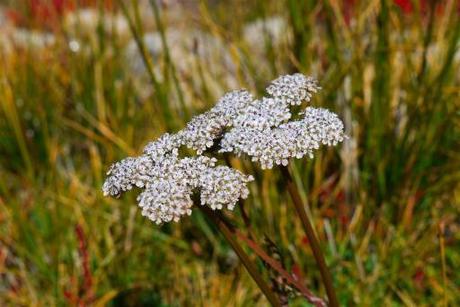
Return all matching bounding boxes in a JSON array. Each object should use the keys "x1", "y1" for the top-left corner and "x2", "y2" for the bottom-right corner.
[
  {"x1": 63, "y1": 224, "x2": 94, "y2": 306},
  {"x1": 394, "y1": 0, "x2": 415, "y2": 14},
  {"x1": 75, "y1": 224, "x2": 93, "y2": 302},
  {"x1": 341, "y1": 0, "x2": 459, "y2": 27},
  {"x1": 5, "y1": 0, "x2": 114, "y2": 29}
]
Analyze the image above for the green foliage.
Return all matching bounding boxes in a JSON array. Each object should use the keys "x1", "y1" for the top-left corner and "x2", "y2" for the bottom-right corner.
[{"x1": 0, "y1": 0, "x2": 459, "y2": 305}]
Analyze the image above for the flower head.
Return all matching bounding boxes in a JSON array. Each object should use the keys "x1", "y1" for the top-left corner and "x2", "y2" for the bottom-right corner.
[
  {"x1": 213, "y1": 89, "x2": 254, "y2": 122},
  {"x1": 219, "y1": 74, "x2": 344, "y2": 168},
  {"x1": 103, "y1": 136, "x2": 253, "y2": 224},
  {"x1": 177, "y1": 90, "x2": 254, "y2": 154},
  {"x1": 199, "y1": 166, "x2": 253, "y2": 210},
  {"x1": 233, "y1": 97, "x2": 291, "y2": 131},
  {"x1": 220, "y1": 107, "x2": 345, "y2": 169},
  {"x1": 143, "y1": 133, "x2": 181, "y2": 159},
  {"x1": 266, "y1": 73, "x2": 320, "y2": 105},
  {"x1": 103, "y1": 73, "x2": 343, "y2": 224},
  {"x1": 177, "y1": 111, "x2": 229, "y2": 154},
  {"x1": 102, "y1": 156, "x2": 154, "y2": 197},
  {"x1": 138, "y1": 180, "x2": 193, "y2": 224}
]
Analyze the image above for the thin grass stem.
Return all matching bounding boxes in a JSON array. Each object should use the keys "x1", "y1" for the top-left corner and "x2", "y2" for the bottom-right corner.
[
  {"x1": 148, "y1": 0, "x2": 189, "y2": 120},
  {"x1": 438, "y1": 222, "x2": 448, "y2": 307},
  {"x1": 117, "y1": 0, "x2": 175, "y2": 130}
]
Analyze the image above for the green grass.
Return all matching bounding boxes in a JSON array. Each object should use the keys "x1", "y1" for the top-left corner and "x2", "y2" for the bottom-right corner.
[{"x1": 0, "y1": 0, "x2": 459, "y2": 305}]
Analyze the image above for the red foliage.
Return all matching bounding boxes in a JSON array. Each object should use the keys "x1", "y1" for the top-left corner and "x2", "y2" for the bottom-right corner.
[
  {"x1": 75, "y1": 223, "x2": 93, "y2": 302},
  {"x1": 5, "y1": 9, "x2": 24, "y2": 26},
  {"x1": 343, "y1": 0, "x2": 357, "y2": 26},
  {"x1": 301, "y1": 235, "x2": 310, "y2": 246},
  {"x1": 412, "y1": 267, "x2": 426, "y2": 289},
  {"x1": 341, "y1": 0, "x2": 459, "y2": 27},
  {"x1": 394, "y1": 0, "x2": 415, "y2": 14},
  {"x1": 63, "y1": 224, "x2": 94, "y2": 306},
  {"x1": 5, "y1": 0, "x2": 114, "y2": 29},
  {"x1": 29, "y1": 0, "x2": 74, "y2": 20}
]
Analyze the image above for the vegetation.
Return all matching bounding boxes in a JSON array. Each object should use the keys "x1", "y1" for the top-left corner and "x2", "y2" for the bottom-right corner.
[{"x1": 0, "y1": 0, "x2": 459, "y2": 305}]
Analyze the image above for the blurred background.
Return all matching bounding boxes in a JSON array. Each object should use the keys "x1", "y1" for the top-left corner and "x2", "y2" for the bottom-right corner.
[{"x1": 0, "y1": 0, "x2": 459, "y2": 306}]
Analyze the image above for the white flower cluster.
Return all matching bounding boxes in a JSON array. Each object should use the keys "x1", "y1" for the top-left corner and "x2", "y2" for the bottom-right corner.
[
  {"x1": 220, "y1": 107, "x2": 345, "y2": 169},
  {"x1": 177, "y1": 90, "x2": 253, "y2": 154},
  {"x1": 177, "y1": 111, "x2": 228, "y2": 154},
  {"x1": 103, "y1": 134, "x2": 253, "y2": 224},
  {"x1": 225, "y1": 74, "x2": 320, "y2": 133},
  {"x1": 266, "y1": 73, "x2": 320, "y2": 105},
  {"x1": 103, "y1": 73, "x2": 344, "y2": 223},
  {"x1": 233, "y1": 97, "x2": 291, "y2": 130},
  {"x1": 218, "y1": 73, "x2": 344, "y2": 169},
  {"x1": 213, "y1": 90, "x2": 255, "y2": 121},
  {"x1": 143, "y1": 133, "x2": 180, "y2": 160},
  {"x1": 199, "y1": 166, "x2": 252, "y2": 211}
]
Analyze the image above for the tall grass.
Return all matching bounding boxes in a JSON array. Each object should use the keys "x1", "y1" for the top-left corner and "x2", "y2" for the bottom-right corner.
[{"x1": 0, "y1": 0, "x2": 459, "y2": 305}]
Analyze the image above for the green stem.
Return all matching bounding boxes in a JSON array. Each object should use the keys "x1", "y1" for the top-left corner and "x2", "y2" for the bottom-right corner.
[
  {"x1": 198, "y1": 205, "x2": 281, "y2": 307},
  {"x1": 280, "y1": 166, "x2": 339, "y2": 307},
  {"x1": 117, "y1": 0, "x2": 175, "y2": 130},
  {"x1": 149, "y1": 0, "x2": 189, "y2": 120}
]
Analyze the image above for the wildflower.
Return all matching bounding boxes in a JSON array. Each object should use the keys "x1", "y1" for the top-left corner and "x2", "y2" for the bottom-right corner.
[
  {"x1": 177, "y1": 90, "x2": 254, "y2": 153},
  {"x1": 219, "y1": 74, "x2": 344, "y2": 169},
  {"x1": 143, "y1": 133, "x2": 181, "y2": 160},
  {"x1": 177, "y1": 111, "x2": 229, "y2": 154},
  {"x1": 266, "y1": 73, "x2": 320, "y2": 106},
  {"x1": 103, "y1": 157, "x2": 144, "y2": 197},
  {"x1": 137, "y1": 179, "x2": 194, "y2": 224},
  {"x1": 103, "y1": 135, "x2": 253, "y2": 224},
  {"x1": 223, "y1": 74, "x2": 320, "y2": 133},
  {"x1": 213, "y1": 89, "x2": 254, "y2": 122},
  {"x1": 220, "y1": 107, "x2": 344, "y2": 169},
  {"x1": 233, "y1": 97, "x2": 291, "y2": 131},
  {"x1": 103, "y1": 73, "x2": 343, "y2": 223},
  {"x1": 199, "y1": 166, "x2": 253, "y2": 210}
]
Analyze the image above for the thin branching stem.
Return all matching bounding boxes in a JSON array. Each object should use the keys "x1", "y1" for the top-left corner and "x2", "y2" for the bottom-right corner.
[
  {"x1": 197, "y1": 205, "x2": 281, "y2": 307},
  {"x1": 235, "y1": 229, "x2": 327, "y2": 307},
  {"x1": 280, "y1": 165, "x2": 339, "y2": 307}
]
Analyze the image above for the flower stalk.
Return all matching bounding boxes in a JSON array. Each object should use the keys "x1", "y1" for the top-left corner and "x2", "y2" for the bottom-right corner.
[
  {"x1": 280, "y1": 165, "x2": 339, "y2": 307},
  {"x1": 198, "y1": 205, "x2": 281, "y2": 307},
  {"x1": 102, "y1": 73, "x2": 345, "y2": 306},
  {"x1": 234, "y1": 229, "x2": 327, "y2": 307}
]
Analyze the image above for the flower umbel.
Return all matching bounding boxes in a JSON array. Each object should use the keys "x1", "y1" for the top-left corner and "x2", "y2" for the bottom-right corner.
[
  {"x1": 220, "y1": 107, "x2": 345, "y2": 169},
  {"x1": 103, "y1": 135, "x2": 253, "y2": 224},
  {"x1": 177, "y1": 89, "x2": 254, "y2": 154},
  {"x1": 103, "y1": 73, "x2": 344, "y2": 223},
  {"x1": 219, "y1": 74, "x2": 344, "y2": 169},
  {"x1": 266, "y1": 73, "x2": 320, "y2": 105}
]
